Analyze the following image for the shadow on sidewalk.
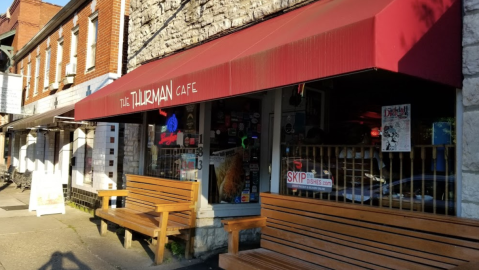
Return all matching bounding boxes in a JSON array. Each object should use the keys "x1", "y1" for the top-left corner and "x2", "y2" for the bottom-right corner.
[
  {"x1": 0, "y1": 182, "x2": 12, "y2": 192},
  {"x1": 38, "y1": 251, "x2": 91, "y2": 270}
]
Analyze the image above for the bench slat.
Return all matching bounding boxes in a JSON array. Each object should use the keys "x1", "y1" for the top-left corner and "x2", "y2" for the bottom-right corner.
[
  {"x1": 261, "y1": 194, "x2": 479, "y2": 241},
  {"x1": 263, "y1": 203, "x2": 479, "y2": 251},
  {"x1": 266, "y1": 217, "x2": 462, "y2": 268},
  {"x1": 220, "y1": 249, "x2": 328, "y2": 270},
  {"x1": 262, "y1": 207, "x2": 477, "y2": 262},
  {"x1": 126, "y1": 175, "x2": 198, "y2": 190},
  {"x1": 127, "y1": 182, "x2": 194, "y2": 199},
  {"x1": 263, "y1": 227, "x2": 444, "y2": 270},
  {"x1": 125, "y1": 201, "x2": 191, "y2": 226}
]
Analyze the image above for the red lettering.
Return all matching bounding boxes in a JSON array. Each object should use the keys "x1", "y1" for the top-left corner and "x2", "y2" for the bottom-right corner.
[{"x1": 159, "y1": 133, "x2": 177, "y2": 145}]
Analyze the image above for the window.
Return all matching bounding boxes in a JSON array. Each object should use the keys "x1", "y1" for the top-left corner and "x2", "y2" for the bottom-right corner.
[
  {"x1": 26, "y1": 62, "x2": 31, "y2": 98},
  {"x1": 34, "y1": 55, "x2": 40, "y2": 95},
  {"x1": 87, "y1": 15, "x2": 98, "y2": 69},
  {"x1": 44, "y1": 49, "x2": 51, "y2": 89},
  {"x1": 56, "y1": 41, "x2": 63, "y2": 82},
  {"x1": 69, "y1": 28, "x2": 79, "y2": 74}
]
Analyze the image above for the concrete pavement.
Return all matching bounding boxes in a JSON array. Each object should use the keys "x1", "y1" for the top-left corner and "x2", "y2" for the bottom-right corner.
[{"x1": 0, "y1": 182, "x2": 221, "y2": 270}]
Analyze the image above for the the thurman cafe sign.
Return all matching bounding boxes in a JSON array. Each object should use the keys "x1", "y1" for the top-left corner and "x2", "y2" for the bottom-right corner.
[
  {"x1": 0, "y1": 73, "x2": 22, "y2": 114},
  {"x1": 120, "y1": 80, "x2": 197, "y2": 109}
]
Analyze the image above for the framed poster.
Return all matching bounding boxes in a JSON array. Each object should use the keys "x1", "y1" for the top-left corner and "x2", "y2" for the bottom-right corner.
[{"x1": 381, "y1": 104, "x2": 411, "y2": 152}]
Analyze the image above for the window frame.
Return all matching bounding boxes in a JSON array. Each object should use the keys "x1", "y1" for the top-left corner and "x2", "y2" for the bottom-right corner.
[
  {"x1": 44, "y1": 48, "x2": 51, "y2": 90},
  {"x1": 26, "y1": 61, "x2": 31, "y2": 99},
  {"x1": 69, "y1": 26, "x2": 79, "y2": 75},
  {"x1": 56, "y1": 39, "x2": 63, "y2": 83},
  {"x1": 86, "y1": 12, "x2": 99, "y2": 70},
  {"x1": 34, "y1": 55, "x2": 40, "y2": 96}
]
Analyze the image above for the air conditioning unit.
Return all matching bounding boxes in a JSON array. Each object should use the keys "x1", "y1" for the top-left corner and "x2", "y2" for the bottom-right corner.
[{"x1": 65, "y1": 63, "x2": 77, "y2": 76}]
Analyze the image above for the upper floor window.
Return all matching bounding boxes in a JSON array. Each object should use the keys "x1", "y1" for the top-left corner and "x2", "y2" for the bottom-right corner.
[
  {"x1": 87, "y1": 13, "x2": 98, "y2": 70},
  {"x1": 44, "y1": 49, "x2": 51, "y2": 89},
  {"x1": 56, "y1": 41, "x2": 63, "y2": 82},
  {"x1": 26, "y1": 62, "x2": 31, "y2": 99},
  {"x1": 34, "y1": 55, "x2": 40, "y2": 95},
  {"x1": 68, "y1": 27, "x2": 79, "y2": 75}
]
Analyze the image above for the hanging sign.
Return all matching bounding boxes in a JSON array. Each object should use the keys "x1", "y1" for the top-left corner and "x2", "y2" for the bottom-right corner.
[
  {"x1": 286, "y1": 171, "x2": 332, "y2": 192},
  {"x1": 381, "y1": 104, "x2": 411, "y2": 152}
]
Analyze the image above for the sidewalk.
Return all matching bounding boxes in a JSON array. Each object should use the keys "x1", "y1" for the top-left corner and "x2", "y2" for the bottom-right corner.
[{"x1": 0, "y1": 182, "x2": 221, "y2": 270}]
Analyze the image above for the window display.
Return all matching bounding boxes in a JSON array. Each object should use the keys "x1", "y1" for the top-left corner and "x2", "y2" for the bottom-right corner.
[
  {"x1": 208, "y1": 97, "x2": 261, "y2": 204},
  {"x1": 145, "y1": 105, "x2": 199, "y2": 181}
]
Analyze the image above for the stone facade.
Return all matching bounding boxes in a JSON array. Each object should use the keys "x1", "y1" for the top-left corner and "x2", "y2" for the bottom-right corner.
[
  {"x1": 462, "y1": 0, "x2": 479, "y2": 219},
  {"x1": 128, "y1": 0, "x2": 312, "y2": 70},
  {"x1": 123, "y1": 124, "x2": 141, "y2": 176},
  {"x1": 194, "y1": 217, "x2": 260, "y2": 258}
]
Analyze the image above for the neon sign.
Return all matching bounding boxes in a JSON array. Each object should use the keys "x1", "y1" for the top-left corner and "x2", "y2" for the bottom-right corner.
[
  {"x1": 159, "y1": 133, "x2": 177, "y2": 145},
  {"x1": 166, "y1": 114, "x2": 178, "y2": 132},
  {"x1": 159, "y1": 109, "x2": 167, "y2": 117}
]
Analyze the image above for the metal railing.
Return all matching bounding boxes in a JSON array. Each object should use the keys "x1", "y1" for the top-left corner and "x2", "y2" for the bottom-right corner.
[
  {"x1": 280, "y1": 144, "x2": 456, "y2": 215},
  {"x1": 145, "y1": 147, "x2": 197, "y2": 180}
]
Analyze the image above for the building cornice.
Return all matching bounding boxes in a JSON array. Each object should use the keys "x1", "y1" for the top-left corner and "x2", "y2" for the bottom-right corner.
[{"x1": 13, "y1": 0, "x2": 90, "y2": 61}]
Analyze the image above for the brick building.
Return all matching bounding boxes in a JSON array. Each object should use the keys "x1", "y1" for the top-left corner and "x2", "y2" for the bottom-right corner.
[
  {"x1": 4, "y1": 0, "x2": 129, "y2": 207},
  {"x1": 0, "y1": 0, "x2": 62, "y2": 160},
  {"x1": 0, "y1": 0, "x2": 62, "y2": 72}
]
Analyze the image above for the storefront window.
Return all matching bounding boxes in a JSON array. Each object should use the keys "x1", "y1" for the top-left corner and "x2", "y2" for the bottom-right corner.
[
  {"x1": 145, "y1": 104, "x2": 199, "y2": 181},
  {"x1": 208, "y1": 97, "x2": 262, "y2": 204},
  {"x1": 279, "y1": 73, "x2": 456, "y2": 216}
]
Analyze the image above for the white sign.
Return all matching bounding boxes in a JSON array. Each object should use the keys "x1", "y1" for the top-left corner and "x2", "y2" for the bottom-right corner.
[
  {"x1": 29, "y1": 171, "x2": 65, "y2": 217},
  {"x1": 381, "y1": 104, "x2": 411, "y2": 152},
  {"x1": 0, "y1": 73, "x2": 22, "y2": 114},
  {"x1": 286, "y1": 171, "x2": 333, "y2": 192}
]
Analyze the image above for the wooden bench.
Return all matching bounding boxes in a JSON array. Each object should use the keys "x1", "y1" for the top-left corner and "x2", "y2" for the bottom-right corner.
[
  {"x1": 96, "y1": 174, "x2": 199, "y2": 264},
  {"x1": 220, "y1": 192, "x2": 479, "y2": 270}
]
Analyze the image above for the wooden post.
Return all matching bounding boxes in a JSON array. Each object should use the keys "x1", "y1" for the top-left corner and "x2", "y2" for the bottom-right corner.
[
  {"x1": 124, "y1": 229, "x2": 132, "y2": 249},
  {"x1": 228, "y1": 230, "x2": 239, "y2": 255},
  {"x1": 100, "y1": 220, "x2": 107, "y2": 236},
  {"x1": 155, "y1": 212, "x2": 169, "y2": 265}
]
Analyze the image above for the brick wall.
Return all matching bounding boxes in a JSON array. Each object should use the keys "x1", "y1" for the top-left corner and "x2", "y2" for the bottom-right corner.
[
  {"x1": 16, "y1": 0, "x2": 128, "y2": 105},
  {"x1": 0, "y1": 0, "x2": 61, "y2": 55}
]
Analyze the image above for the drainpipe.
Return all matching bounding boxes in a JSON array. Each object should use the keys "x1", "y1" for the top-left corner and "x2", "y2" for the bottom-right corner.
[
  {"x1": 455, "y1": 88, "x2": 463, "y2": 217},
  {"x1": 117, "y1": 0, "x2": 126, "y2": 77}
]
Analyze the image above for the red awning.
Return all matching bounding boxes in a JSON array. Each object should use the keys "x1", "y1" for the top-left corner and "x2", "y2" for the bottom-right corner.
[{"x1": 75, "y1": 0, "x2": 461, "y2": 121}]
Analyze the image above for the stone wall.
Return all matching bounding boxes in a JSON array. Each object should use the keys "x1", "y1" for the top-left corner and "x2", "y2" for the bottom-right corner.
[
  {"x1": 462, "y1": 0, "x2": 479, "y2": 219},
  {"x1": 194, "y1": 217, "x2": 260, "y2": 258},
  {"x1": 123, "y1": 123, "x2": 141, "y2": 176},
  {"x1": 128, "y1": 0, "x2": 312, "y2": 69}
]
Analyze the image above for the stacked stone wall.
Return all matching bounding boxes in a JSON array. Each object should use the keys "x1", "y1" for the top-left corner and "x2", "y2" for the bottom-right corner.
[
  {"x1": 128, "y1": 0, "x2": 313, "y2": 69},
  {"x1": 462, "y1": 0, "x2": 479, "y2": 219}
]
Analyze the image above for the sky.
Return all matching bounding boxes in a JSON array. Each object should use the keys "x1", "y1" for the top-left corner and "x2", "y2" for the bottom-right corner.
[{"x1": 0, "y1": 0, "x2": 70, "y2": 13}]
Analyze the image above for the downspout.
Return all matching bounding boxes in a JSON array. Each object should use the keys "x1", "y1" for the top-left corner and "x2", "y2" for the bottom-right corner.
[{"x1": 117, "y1": 0, "x2": 126, "y2": 77}]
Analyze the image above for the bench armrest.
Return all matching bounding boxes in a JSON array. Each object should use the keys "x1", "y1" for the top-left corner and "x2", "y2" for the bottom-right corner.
[
  {"x1": 155, "y1": 202, "x2": 194, "y2": 212},
  {"x1": 98, "y1": 190, "x2": 129, "y2": 210},
  {"x1": 222, "y1": 216, "x2": 267, "y2": 255},
  {"x1": 98, "y1": 190, "x2": 129, "y2": 197}
]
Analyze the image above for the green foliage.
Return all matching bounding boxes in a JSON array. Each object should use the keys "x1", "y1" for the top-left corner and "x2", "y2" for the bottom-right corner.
[
  {"x1": 165, "y1": 241, "x2": 185, "y2": 258},
  {"x1": 66, "y1": 201, "x2": 95, "y2": 216}
]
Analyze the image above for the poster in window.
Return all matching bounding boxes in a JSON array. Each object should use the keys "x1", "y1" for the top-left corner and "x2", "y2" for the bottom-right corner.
[{"x1": 381, "y1": 104, "x2": 411, "y2": 152}]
